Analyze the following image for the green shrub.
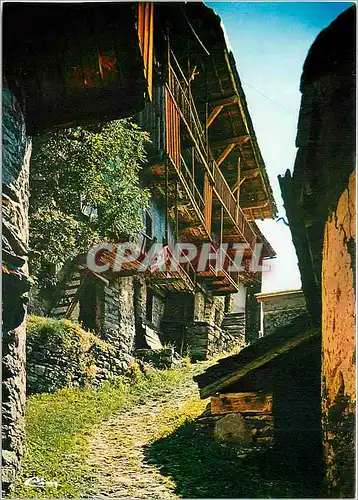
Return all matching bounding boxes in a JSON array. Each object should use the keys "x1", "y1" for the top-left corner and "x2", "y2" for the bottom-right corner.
[{"x1": 26, "y1": 315, "x2": 111, "y2": 394}]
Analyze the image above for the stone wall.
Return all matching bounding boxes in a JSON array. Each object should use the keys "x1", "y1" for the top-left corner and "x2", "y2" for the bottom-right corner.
[
  {"x1": 2, "y1": 83, "x2": 31, "y2": 493},
  {"x1": 186, "y1": 322, "x2": 242, "y2": 361},
  {"x1": 321, "y1": 170, "x2": 356, "y2": 497},
  {"x1": 160, "y1": 289, "x2": 238, "y2": 360},
  {"x1": 279, "y1": 7, "x2": 356, "y2": 496},
  {"x1": 26, "y1": 316, "x2": 126, "y2": 394},
  {"x1": 245, "y1": 278, "x2": 262, "y2": 344},
  {"x1": 102, "y1": 276, "x2": 136, "y2": 370},
  {"x1": 257, "y1": 290, "x2": 307, "y2": 337}
]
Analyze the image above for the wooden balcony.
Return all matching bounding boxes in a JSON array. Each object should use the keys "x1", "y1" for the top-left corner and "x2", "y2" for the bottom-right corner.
[
  {"x1": 139, "y1": 51, "x2": 262, "y2": 253},
  {"x1": 211, "y1": 159, "x2": 258, "y2": 253},
  {"x1": 194, "y1": 245, "x2": 240, "y2": 296},
  {"x1": 146, "y1": 246, "x2": 196, "y2": 293},
  {"x1": 95, "y1": 243, "x2": 196, "y2": 293}
]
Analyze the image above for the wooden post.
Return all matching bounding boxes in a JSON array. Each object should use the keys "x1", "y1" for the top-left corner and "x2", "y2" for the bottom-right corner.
[
  {"x1": 235, "y1": 156, "x2": 241, "y2": 222},
  {"x1": 165, "y1": 158, "x2": 169, "y2": 245},
  {"x1": 175, "y1": 180, "x2": 179, "y2": 242},
  {"x1": 206, "y1": 101, "x2": 209, "y2": 158}
]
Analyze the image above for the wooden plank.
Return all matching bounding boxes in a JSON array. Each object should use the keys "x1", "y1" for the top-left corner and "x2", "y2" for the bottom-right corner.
[
  {"x1": 200, "y1": 329, "x2": 319, "y2": 399},
  {"x1": 211, "y1": 392, "x2": 272, "y2": 415}
]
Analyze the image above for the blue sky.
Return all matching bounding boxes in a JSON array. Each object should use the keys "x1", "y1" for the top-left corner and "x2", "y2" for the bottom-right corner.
[{"x1": 207, "y1": 1, "x2": 352, "y2": 292}]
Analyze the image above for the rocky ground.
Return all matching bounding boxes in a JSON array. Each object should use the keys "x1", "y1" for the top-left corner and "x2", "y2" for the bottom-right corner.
[
  {"x1": 86, "y1": 369, "x2": 201, "y2": 499},
  {"x1": 85, "y1": 363, "x2": 322, "y2": 499}
]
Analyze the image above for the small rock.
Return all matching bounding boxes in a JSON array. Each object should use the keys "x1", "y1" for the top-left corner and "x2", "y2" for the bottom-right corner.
[{"x1": 214, "y1": 412, "x2": 252, "y2": 445}]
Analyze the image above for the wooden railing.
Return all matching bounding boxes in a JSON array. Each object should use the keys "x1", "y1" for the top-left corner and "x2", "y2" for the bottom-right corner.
[
  {"x1": 211, "y1": 159, "x2": 257, "y2": 251},
  {"x1": 179, "y1": 154, "x2": 205, "y2": 218},
  {"x1": 166, "y1": 56, "x2": 256, "y2": 249},
  {"x1": 167, "y1": 54, "x2": 208, "y2": 168}
]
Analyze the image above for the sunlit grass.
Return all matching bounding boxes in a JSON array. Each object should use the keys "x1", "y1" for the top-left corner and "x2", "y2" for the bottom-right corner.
[{"x1": 12, "y1": 367, "x2": 188, "y2": 498}]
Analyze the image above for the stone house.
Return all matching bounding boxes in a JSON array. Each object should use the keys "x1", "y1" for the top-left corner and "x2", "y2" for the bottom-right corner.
[
  {"x1": 255, "y1": 289, "x2": 307, "y2": 337},
  {"x1": 2, "y1": 2, "x2": 277, "y2": 491},
  {"x1": 47, "y1": 3, "x2": 277, "y2": 362},
  {"x1": 279, "y1": 6, "x2": 356, "y2": 496}
]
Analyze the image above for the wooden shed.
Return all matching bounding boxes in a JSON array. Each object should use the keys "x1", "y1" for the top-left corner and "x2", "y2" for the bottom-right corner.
[{"x1": 194, "y1": 313, "x2": 322, "y2": 470}]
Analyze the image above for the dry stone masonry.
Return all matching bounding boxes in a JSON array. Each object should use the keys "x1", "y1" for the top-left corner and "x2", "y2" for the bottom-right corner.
[{"x1": 2, "y1": 83, "x2": 31, "y2": 491}]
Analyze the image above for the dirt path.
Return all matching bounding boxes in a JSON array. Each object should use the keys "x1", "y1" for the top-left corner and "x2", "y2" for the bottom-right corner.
[
  {"x1": 86, "y1": 368, "x2": 205, "y2": 499},
  {"x1": 85, "y1": 363, "x2": 321, "y2": 499}
]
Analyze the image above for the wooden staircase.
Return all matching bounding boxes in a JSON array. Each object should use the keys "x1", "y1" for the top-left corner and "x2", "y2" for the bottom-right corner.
[{"x1": 49, "y1": 260, "x2": 88, "y2": 319}]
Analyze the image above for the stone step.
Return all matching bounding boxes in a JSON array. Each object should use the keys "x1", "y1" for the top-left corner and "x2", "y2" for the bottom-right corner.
[
  {"x1": 51, "y1": 305, "x2": 69, "y2": 315},
  {"x1": 222, "y1": 319, "x2": 245, "y2": 327},
  {"x1": 222, "y1": 316, "x2": 245, "y2": 323},
  {"x1": 222, "y1": 325, "x2": 244, "y2": 332},
  {"x1": 222, "y1": 313, "x2": 245, "y2": 319}
]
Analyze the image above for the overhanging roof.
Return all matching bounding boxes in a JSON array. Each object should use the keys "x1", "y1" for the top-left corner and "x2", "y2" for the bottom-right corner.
[
  {"x1": 155, "y1": 3, "x2": 277, "y2": 222},
  {"x1": 194, "y1": 313, "x2": 319, "y2": 399}
]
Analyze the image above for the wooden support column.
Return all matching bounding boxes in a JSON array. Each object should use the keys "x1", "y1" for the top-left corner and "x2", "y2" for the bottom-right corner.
[{"x1": 204, "y1": 173, "x2": 213, "y2": 235}]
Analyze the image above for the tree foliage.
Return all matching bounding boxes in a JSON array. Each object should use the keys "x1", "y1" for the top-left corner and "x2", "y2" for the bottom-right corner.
[{"x1": 29, "y1": 119, "x2": 150, "y2": 282}]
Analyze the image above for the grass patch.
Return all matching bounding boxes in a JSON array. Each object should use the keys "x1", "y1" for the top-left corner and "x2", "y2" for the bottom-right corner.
[{"x1": 12, "y1": 366, "x2": 189, "y2": 498}]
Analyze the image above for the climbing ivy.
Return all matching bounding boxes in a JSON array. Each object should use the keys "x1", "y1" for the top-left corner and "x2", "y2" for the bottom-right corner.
[{"x1": 29, "y1": 119, "x2": 151, "y2": 284}]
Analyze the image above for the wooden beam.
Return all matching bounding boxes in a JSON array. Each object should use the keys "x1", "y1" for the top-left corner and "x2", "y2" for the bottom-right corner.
[
  {"x1": 232, "y1": 168, "x2": 260, "y2": 193},
  {"x1": 211, "y1": 393, "x2": 273, "y2": 415},
  {"x1": 242, "y1": 200, "x2": 269, "y2": 210},
  {"x1": 211, "y1": 135, "x2": 250, "y2": 149},
  {"x1": 207, "y1": 105, "x2": 224, "y2": 128},
  {"x1": 241, "y1": 168, "x2": 260, "y2": 180},
  {"x1": 216, "y1": 143, "x2": 236, "y2": 167},
  {"x1": 209, "y1": 94, "x2": 239, "y2": 108}
]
